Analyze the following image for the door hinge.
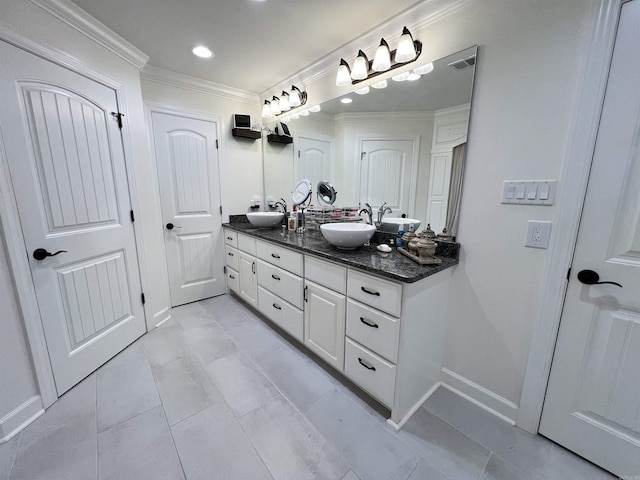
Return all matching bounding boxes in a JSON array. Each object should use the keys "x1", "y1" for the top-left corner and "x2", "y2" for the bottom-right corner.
[
  {"x1": 141, "y1": 292, "x2": 146, "y2": 304},
  {"x1": 219, "y1": 206, "x2": 223, "y2": 215},
  {"x1": 216, "y1": 139, "x2": 219, "y2": 149},
  {"x1": 130, "y1": 210, "x2": 135, "y2": 222},
  {"x1": 298, "y1": 150, "x2": 301, "y2": 158},
  {"x1": 110, "y1": 111, "x2": 124, "y2": 129},
  {"x1": 224, "y1": 266, "x2": 227, "y2": 274},
  {"x1": 567, "y1": 267, "x2": 572, "y2": 281}
]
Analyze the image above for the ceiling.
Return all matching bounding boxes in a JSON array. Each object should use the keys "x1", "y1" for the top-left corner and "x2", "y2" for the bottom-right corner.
[{"x1": 70, "y1": 0, "x2": 426, "y2": 94}]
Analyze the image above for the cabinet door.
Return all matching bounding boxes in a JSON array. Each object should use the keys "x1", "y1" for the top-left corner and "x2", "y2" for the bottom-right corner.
[
  {"x1": 238, "y1": 251, "x2": 257, "y2": 308},
  {"x1": 304, "y1": 280, "x2": 346, "y2": 370}
]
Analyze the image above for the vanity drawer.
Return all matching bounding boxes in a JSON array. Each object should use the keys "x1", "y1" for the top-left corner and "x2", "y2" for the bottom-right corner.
[
  {"x1": 225, "y1": 245, "x2": 239, "y2": 271},
  {"x1": 257, "y1": 240, "x2": 303, "y2": 276},
  {"x1": 257, "y1": 259, "x2": 303, "y2": 309},
  {"x1": 344, "y1": 338, "x2": 396, "y2": 408},
  {"x1": 347, "y1": 270, "x2": 402, "y2": 317},
  {"x1": 346, "y1": 299, "x2": 399, "y2": 363},
  {"x1": 226, "y1": 266, "x2": 239, "y2": 294},
  {"x1": 224, "y1": 229, "x2": 238, "y2": 248},
  {"x1": 238, "y1": 233, "x2": 256, "y2": 255},
  {"x1": 305, "y1": 255, "x2": 346, "y2": 294},
  {"x1": 258, "y1": 286, "x2": 303, "y2": 341}
]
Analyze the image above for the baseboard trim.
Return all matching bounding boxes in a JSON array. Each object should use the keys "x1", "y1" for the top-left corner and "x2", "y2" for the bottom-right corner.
[
  {"x1": 0, "y1": 396, "x2": 44, "y2": 444},
  {"x1": 152, "y1": 306, "x2": 172, "y2": 328},
  {"x1": 440, "y1": 368, "x2": 518, "y2": 425},
  {"x1": 387, "y1": 382, "x2": 441, "y2": 431}
]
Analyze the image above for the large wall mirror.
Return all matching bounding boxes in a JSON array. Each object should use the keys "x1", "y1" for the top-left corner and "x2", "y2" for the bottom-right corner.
[{"x1": 263, "y1": 46, "x2": 477, "y2": 237}]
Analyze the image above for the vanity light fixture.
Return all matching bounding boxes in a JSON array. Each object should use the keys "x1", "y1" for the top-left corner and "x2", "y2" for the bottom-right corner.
[
  {"x1": 261, "y1": 85, "x2": 307, "y2": 117},
  {"x1": 334, "y1": 27, "x2": 422, "y2": 86},
  {"x1": 190, "y1": 45, "x2": 213, "y2": 58}
]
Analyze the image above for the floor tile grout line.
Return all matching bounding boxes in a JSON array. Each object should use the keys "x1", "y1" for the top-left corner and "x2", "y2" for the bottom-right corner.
[
  {"x1": 234, "y1": 397, "x2": 279, "y2": 480},
  {"x1": 5, "y1": 431, "x2": 23, "y2": 480},
  {"x1": 478, "y1": 452, "x2": 493, "y2": 480}
]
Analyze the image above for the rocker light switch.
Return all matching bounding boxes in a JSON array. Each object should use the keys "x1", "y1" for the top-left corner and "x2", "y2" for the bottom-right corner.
[{"x1": 502, "y1": 180, "x2": 557, "y2": 205}]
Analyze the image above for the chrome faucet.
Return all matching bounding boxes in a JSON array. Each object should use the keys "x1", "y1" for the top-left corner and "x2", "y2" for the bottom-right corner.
[
  {"x1": 273, "y1": 198, "x2": 287, "y2": 213},
  {"x1": 359, "y1": 203, "x2": 373, "y2": 225},
  {"x1": 376, "y1": 202, "x2": 392, "y2": 228}
]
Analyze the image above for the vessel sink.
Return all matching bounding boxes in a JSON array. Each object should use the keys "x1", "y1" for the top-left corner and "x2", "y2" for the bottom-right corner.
[
  {"x1": 378, "y1": 218, "x2": 421, "y2": 233},
  {"x1": 320, "y1": 223, "x2": 376, "y2": 250},
  {"x1": 246, "y1": 212, "x2": 284, "y2": 228}
]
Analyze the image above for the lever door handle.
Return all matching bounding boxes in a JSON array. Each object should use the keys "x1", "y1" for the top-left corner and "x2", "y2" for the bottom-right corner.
[
  {"x1": 577, "y1": 269, "x2": 622, "y2": 288},
  {"x1": 33, "y1": 248, "x2": 67, "y2": 260}
]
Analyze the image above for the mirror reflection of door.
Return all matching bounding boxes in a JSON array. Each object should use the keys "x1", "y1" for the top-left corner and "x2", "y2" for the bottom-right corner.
[
  {"x1": 358, "y1": 138, "x2": 418, "y2": 216},
  {"x1": 295, "y1": 135, "x2": 332, "y2": 195}
]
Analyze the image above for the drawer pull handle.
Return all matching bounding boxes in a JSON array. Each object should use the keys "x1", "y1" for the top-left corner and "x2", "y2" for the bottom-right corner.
[
  {"x1": 227, "y1": 236, "x2": 233, "y2": 241},
  {"x1": 252, "y1": 261, "x2": 256, "y2": 274},
  {"x1": 271, "y1": 274, "x2": 280, "y2": 281},
  {"x1": 228, "y1": 252, "x2": 234, "y2": 256},
  {"x1": 361, "y1": 286, "x2": 380, "y2": 296},
  {"x1": 358, "y1": 358, "x2": 376, "y2": 371},
  {"x1": 272, "y1": 303, "x2": 282, "y2": 310},
  {"x1": 304, "y1": 285, "x2": 308, "y2": 302},
  {"x1": 229, "y1": 274, "x2": 235, "y2": 279},
  {"x1": 360, "y1": 317, "x2": 379, "y2": 328},
  {"x1": 271, "y1": 253, "x2": 281, "y2": 259}
]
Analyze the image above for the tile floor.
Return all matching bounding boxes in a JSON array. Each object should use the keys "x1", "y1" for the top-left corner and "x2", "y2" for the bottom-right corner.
[{"x1": 0, "y1": 294, "x2": 618, "y2": 480}]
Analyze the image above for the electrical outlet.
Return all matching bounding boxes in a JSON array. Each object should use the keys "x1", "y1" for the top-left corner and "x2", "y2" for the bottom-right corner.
[{"x1": 525, "y1": 221, "x2": 552, "y2": 248}]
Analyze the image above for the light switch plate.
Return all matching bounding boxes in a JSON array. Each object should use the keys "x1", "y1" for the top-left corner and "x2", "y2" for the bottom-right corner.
[
  {"x1": 502, "y1": 180, "x2": 557, "y2": 205},
  {"x1": 525, "y1": 221, "x2": 552, "y2": 248}
]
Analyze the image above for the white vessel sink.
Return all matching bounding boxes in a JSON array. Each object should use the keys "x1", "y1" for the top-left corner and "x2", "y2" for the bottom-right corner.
[
  {"x1": 246, "y1": 212, "x2": 284, "y2": 228},
  {"x1": 378, "y1": 218, "x2": 421, "y2": 233},
  {"x1": 320, "y1": 223, "x2": 376, "y2": 250}
]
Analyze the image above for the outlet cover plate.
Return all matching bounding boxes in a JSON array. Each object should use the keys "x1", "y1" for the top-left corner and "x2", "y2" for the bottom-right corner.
[{"x1": 525, "y1": 221, "x2": 552, "y2": 248}]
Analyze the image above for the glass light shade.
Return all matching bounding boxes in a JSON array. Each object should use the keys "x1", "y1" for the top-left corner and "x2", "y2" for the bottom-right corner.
[
  {"x1": 299, "y1": 109, "x2": 309, "y2": 116},
  {"x1": 261, "y1": 100, "x2": 272, "y2": 118},
  {"x1": 355, "y1": 86, "x2": 370, "y2": 95},
  {"x1": 309, "y1": 105, "x2": 321, "y2": 113},
  {"x1": 351, "y1": 50, "x2": 369, "y2": 80},
  {"x1": 270, "y1": 96, "x2": 281, "y2": 115},
  {"x1": 413, "y1": 62, "x2": 434, "y2": 75},
  {"x1": 392, "y1": 72, "x2": 410, "y2": 82},
  {"x1": 371, "y1": 79, "x2": 387, "y2": 89},
  {"x1": 279, "y1": 92, "x2": 290, "y2": 111},
  {"x1": 289, "y1": 86, "x2": 302, "y2": 107},
  {"x1": 372, "y1": 39, "x2": 391, "y2": 72},
  {"x1": 395, "y1": 27, "x2": 416, "y2": 63},
  {"x1": 336, "y1": 59, "x2": 352, "y2": 86},
  {"x1": 407, "y1": 73, "x2": 421, "y2": 81}
]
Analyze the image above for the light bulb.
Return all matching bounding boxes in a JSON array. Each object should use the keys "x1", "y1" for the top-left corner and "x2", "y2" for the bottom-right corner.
[
  {"x1": 372, "y1": 80, "x2": 387, "y2": 89},
  {"x1": 372, "y1": 38, "x2": 391, "y2": 72},
  {"x1": 355, "y1": 86, "x2": 370, "y2": 95},
  {"x1": 413, "y1": 62, "x2": 434, "y2": 75},
  {"x1": 261, "y1": 100, "x2": 272, "y2": 118},
  {"x1": 395, "y1": 27, "x2": 417, "y2": 63},
  {"x1": 336, "y1": 59, "x2": 351, "y2": 86},
  {"x1": 351, "y1": 50, "x2": 369, "y2": 80}
]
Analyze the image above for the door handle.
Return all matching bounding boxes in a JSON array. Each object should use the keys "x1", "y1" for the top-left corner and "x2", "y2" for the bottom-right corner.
[
  {"x1": 577, "y1": 269, "x2": 622, "y2": 288},
  {"x1": 33, "y1": 248, "x2": 67, "y2": 260},
  {"x1": 166, "y1": 223, "x2": 181, "y2": 230}
]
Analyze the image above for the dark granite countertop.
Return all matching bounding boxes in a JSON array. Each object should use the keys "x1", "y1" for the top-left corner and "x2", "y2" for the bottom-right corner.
[{"x1": 223, "y1": 220, "x2": 459, "y2": 284}]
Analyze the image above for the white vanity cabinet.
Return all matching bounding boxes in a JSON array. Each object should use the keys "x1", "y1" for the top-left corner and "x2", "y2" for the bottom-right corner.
[
  {"x1": 256, "y1": 239, "x2": 304, "y2": 341},
  {"x1": 224, "y1": 229, "x2": 257, "y2": 306}
]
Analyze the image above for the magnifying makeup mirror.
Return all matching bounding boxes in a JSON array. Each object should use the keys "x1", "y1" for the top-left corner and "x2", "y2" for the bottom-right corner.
[
  {"x1": 291, "y1": 179, "x2": 312, "y2": 206},
  {"x1": 317, "y1": 181, "x2": 337, "y2": 206}
]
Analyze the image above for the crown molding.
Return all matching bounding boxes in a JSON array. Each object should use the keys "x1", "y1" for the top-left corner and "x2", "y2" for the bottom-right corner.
[
  {"x1": 259, "y1": 0, "x2": 473, "y2": 97},
  {"x1": 434, "y1": 103, "x2": 471, "y2": 118},
  {"x1": 334, "y1": 111, "x2": 434, "y2": 125},
  {"x1": 29, "y1": 0, "x2": 149, "y2": 70},
  {"x1": 141, "y1": 65, "x2": 260, "y2": 106}
]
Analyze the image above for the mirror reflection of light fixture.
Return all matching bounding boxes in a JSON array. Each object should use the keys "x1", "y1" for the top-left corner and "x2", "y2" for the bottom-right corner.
[
  {"x1": 261, "y1": 85, "x2": 308, "y2": 117},
  {"x1": 309, "y1": 105, "x2": 321, "y2": 112},
  {"x1": 279, "y1": 91, "x2": 291, "y2": 111},
  {"x1": 406, "y1": 73, "x2": 421, "y2": 81},
  {"x1": 392, "y1": 72, "x2": 410, "y2": 82},
  {"x1": 335, "y1": 27, "x2": 422, "y2": 86},
  {"x1": 299, "y1": 109, "x2": 309, "y2": 116},
  {"x1": 351, "y1": 50, "x2": 369, "y2": 80},
  {"x1": 413, "y1": 62, "x2": 434, "y2": 75},
  {"x1": 372, "y1": 38, "x2": 391, "y2": 72},
  {"x1": 355, "y1": 86, "x2": 370, "y2": 95},
  {"x1": 372, "y1": 79, "x2": 388, "y2": 89},
  {"x1": 262, "y1": 100, "x2": 273, "y2": 118}
]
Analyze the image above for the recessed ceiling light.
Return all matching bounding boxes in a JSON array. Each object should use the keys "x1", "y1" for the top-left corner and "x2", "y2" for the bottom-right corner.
[
  {"x1": 190, "y1": 45, "x2": 213, "y2": 59},
  {"x1": 340, "y1": 98, "x2": 353, "y2": 104}
]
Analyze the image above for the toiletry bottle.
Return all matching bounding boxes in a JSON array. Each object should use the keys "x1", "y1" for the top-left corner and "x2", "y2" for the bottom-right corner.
[
  {"x1": 288, "y1": 209, "x2": 297, "y2": 231},
  {"x1": 396, "y1": 224, "x2": 404, "y2": 248}
]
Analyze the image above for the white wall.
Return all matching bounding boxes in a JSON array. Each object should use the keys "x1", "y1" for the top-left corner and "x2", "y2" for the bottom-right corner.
[{"x1": 266, "y1": 0, "x2": 597, "y2": 422}]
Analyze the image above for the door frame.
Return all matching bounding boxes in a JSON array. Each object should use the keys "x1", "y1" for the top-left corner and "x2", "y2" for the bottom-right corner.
[
  {"x1": 0, "y1": 27, "x2": 152, "y2": 409},
  {"x1": 356, "y1": 134, "x2": 420, "y2": 218},
  {"x1": 144, "y1": 102, "x2": 225, "y2": 309},
  {"x1": 517, "y1": 0, "x2": 628, "y2": 433}
]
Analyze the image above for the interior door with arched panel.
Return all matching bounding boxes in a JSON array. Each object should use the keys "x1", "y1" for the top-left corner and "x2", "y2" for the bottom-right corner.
[{"x1": 151, "y1": 111, "x2": 224, "y2": 307}]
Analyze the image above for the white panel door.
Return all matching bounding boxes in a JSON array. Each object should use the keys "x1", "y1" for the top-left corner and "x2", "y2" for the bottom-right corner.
[
  {"x1": 0, "y1": 42, "x2": 145, "y2": 395},
  {"x1": 151, "y1": 112, "x2": 224, "y2": 307},
  {"x1": 296, "y1": 135, "x2": 332, "y2": 191},
  {"x1": 540, "y1": 2, "x2": 640, "y2": 476},
  {"x1": 359, "y1": 139, "x2": 415, "y2": 215},
  {"x1": 425, "y1": 152, "x2": 452, "y2": 233}
]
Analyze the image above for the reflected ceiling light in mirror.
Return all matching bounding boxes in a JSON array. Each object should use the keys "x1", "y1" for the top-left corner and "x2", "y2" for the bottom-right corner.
[
  {"x1": 355, "y1": 86, "x2": 370, "y2": 95},
  {"x1": 372, "y1": 39, "x2": 391, "y2": 71},
  {"x1": 261, "y1": 85, "x2": 307, "y2": 117},
  {"x1": 190, "y1": 45, "x2": 213, "y2": 58},
  {"x1": 270, "y1": 96, "x2": 281, "y2": 115},
  {"x1": 280, "y1": 116, "x2": 290, "y2": 122},
  {"x1": 309, "y1": 105, "x2": 321, "y2": 112},
  {"x1": 406, "y1": 73, "x2": 421, "y2": 81},
  {"x1": 372, "y1": 79, "x2": 388, "y2": 89},
  {"x1": 395, "y1": 27, "x2": 417, "y2": 63},
  {"x1": 340, "y1": 98, "x2": 353, "y2": 104},
  {"x1": 351, "y1": 50, "x2": 369, "y2": 80},
  {"x1": 290, "y1": 113, "x2": 300, "y2": 120},
  {"x1": 299, "y1": 109, "x2": 309, "y2": 116},
  {"x1": 392, "y1": 72, "x2": 410, "y2": 82},
  {"x1": 262, "y1": 100, "x2": 273, "y2": 118},
  {"x1": 413, "y1": 62, "x2": 434, "y2": 75},
  {"x1": 279, "y1": 91, "x2": 290, "y2": 111},
  {"x1": 335, "y1": 28, "x2": 422, "y2": 86}
]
